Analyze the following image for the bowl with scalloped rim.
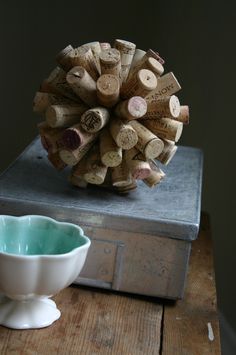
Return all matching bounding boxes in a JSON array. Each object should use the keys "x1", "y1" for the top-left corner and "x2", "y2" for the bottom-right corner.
[{"x1": 0, "y1": 215, "x2": 90, "y2": 329}]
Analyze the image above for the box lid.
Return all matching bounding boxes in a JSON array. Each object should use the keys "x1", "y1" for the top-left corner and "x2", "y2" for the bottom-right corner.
[{"x1": 0, "y1": 138, "x2": 203, "y2": 241}]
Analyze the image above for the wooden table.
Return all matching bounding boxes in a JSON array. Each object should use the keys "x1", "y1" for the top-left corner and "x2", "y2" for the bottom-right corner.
[{"x1": 0, "y1": 213, "x2": 221, "y2": 354}]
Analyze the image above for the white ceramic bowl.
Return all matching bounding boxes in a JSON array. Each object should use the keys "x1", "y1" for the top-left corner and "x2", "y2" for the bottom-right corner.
[{"x1": 0, "y1": 215, "x2": 91, "y2": 329}]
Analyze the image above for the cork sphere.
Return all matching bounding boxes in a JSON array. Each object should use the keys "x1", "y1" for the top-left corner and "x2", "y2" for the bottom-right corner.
[{"x1": 35, "y1": 39, "x2": 189, "y2": 193}]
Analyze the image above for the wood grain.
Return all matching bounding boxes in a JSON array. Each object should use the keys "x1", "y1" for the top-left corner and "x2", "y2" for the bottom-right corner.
[
  {"x1": 0, "y1": 287, "x2": 162, "y2": 354},
  {"x1": 162, "y1": 213, "x2": 221, "y2": 354}
]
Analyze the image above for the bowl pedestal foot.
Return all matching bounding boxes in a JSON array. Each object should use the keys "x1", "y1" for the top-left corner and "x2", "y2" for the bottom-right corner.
[{"x1": 0, "y1": 295, "x2": 61, "y2": 329}]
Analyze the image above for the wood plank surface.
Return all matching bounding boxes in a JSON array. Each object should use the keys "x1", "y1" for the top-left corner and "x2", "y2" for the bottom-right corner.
[
  {"x1": 0, "y1": 213, "x2": 220, "y2": 354},
  {"x1": 162, "y1": 213, "x2": 221, "y2": 354},
  {"x1": 0, "y1": 288, "x2": 163, "y2": 354}
]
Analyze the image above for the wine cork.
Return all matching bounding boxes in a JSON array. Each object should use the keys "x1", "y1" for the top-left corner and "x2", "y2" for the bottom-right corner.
[
  {"x1": 69, "y1": 174, "x2": 88, "y2": 188},
  {"x1": 82, "y1": 41, "x2": 101, "y2": 54},
  {"x1": 122, "y1": 57, "x2": 163, "y2": 98},
  {"x1": 38, "y1": 121, "x2": 51, "y2": 149},
  {"x1": 150, "y1": 159, "x2": 166, "y2": 173},
  {"x1": 46, "y1": 104, "x2": 87, "y2": 128},
  {"x1": 98, "y1": 169, "x2": 114, "y2": 189},
  {"x1": 145, "y1": 72, "x2": 181, "y2": 102},
  {"x1": 130, "y1": 49, "x2": 146, "y2": 71},
  {"x1": 126, "y1": 56, "x2": 164, "y2": 88},
  {"x1": 109, "y1": 118, "x2": 138, "y2": 150},
  {"x1": 111, "y1": 161, "x2": 132, "y2": 187},
  {"x1": 121, "y1": 69, "x2": 157, "y2": 99},
  {"x1": 82, "y1": 41, "x2": 102, "y2": 74},
  {"x1": 62, "y1": 124, "x2": 98, "y2": 150},
  {"x1": 114, "y1": 39, "x2": 136, "y2": 82},
  {"x1": 59, "y1": 140, "x2": 94, "y2": 166},
  {"x1": 174, "y1": 105, "x2": 189, "y2": 124},
  {"x1": 47, "y1": 151, "x2": 67, "y2": 171},
  {"x1": 71, "y1": 154, "x2": 88, "y2": 177},
  {"x1": 40, "y1": 134, "x2": 50, "y2": 152},
  {"x1": 130, "y1": 120, "x2": 164, "y2": 159},
  {"x1": 146, "y1": 57, "x2": 164, "y2": 77},
  {"x1": 142, "y1": 49, "x2": 165, "y2": 64},
  {"x1": 39, "y1": 79, "x2": 58, "y2": 95},
  {"x1": 144, "y1": 95, "x2": 181, "y2": 119},
  {"x1": 116, "y1": 180, "x2": 137, "y2": 194},
  {"x1": 33, "y1": 92, "x2": 52, "y2": 114},
  {"x1": 69, "y1": 156, "x2": 88, "y2": 188},
  {"x1": 66, "y1": 66, "x2": 97, "y2": 107},
  {"x1": 56, "y1": 45, "x2": 75, "y2": 72},
  {"x1": 100, "y1": 42, "x2": 111, "y2": 50},
  {"x1": 37, "y1": 120, "x2": 52, "y2": 132},
  {"x1": 38, "y1": 122, "x2": 65, "y2": 153},
  {"x1": 125, "y1": 148, "x2": 151, "y2": 180},
  {"x1": 45, "y1": 67, "x2": 79, "y2": 101},
  {"x1": 100, "y1": 128, "x2": 122, "y2": 167},
  {"x1": 114, "y1": 96, "x2": 147, "y2": 121},
  {"x1": 96, "y1": 74, "x2": 120, "y2": 107},
  {"x1": 143, "y1": 162, "x2": 165, "y2": 188},
  {"x1": 81, "y1": 107, "x2": 110, "y2": 133},
  {"x1": 70, "y1": 46, "x2": 99, "y2": 80},
  {"x1": 153, "y1": 50, "x2": 165, "y2": 65},
  {"x1": 142, "y1": 117, "x2": 183, "y2": 142},
  {"x1": 33, "y1": 92, "x2": 73, "y2": 114},
  {"x1": 99, "y1": 48, "x2": 121, "y2": 80},
  {"x1": 40, "y1": 133, "x2": 54, "y2": 153},
  {"x1": 83, "y1": 146, "x2": 108, "y2": 185},
  {"x1": 156, "y1": 139, "x2": 178, "y2": 165},
  {"x1": 127, "y1": 49, "x2": 164, "y2": 81}
]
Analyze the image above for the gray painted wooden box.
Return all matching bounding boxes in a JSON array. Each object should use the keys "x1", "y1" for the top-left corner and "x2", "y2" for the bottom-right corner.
[{"x1": 0, "y1": 138, "x2": 203, "y2": 299}]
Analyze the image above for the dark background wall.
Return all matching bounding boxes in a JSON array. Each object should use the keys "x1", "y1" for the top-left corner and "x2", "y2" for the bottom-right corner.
[{"x1": 0, "y1": 1, "x2": 235, "y2": 352}]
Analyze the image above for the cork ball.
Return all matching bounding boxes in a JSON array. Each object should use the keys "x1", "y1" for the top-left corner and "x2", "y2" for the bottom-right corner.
[{"x1": 34, "y1": 39, "x2": 188, "y2": 194}]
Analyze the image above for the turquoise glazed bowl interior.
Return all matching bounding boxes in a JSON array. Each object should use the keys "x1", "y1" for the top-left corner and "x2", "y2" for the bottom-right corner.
[{"x1": 0, "y1": 215, "x2": 89, "y2": 256}]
